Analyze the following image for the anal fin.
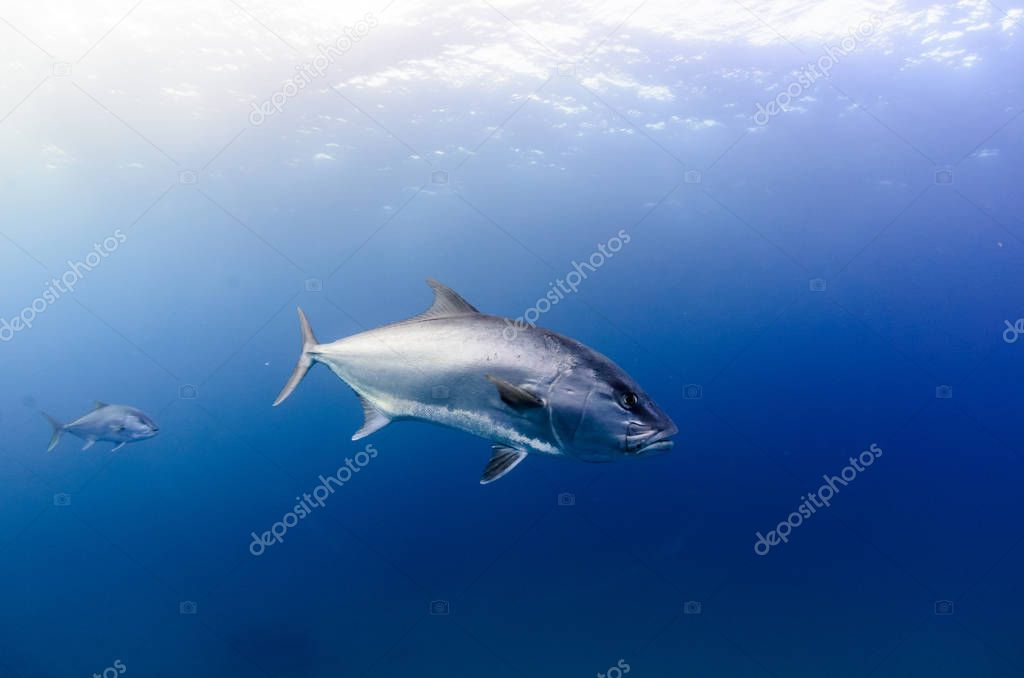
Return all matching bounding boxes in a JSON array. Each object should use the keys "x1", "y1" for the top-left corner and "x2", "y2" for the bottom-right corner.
[
  {"x1": 82, "y1": 439, "x2": 96, "y2": 451},
  {"x1": 111, "y1": 442, "x2": 126, "y2": 452},
  {"x1": 352, "y1": 393, "x2": 391, "y2": 441},
  {"x1": 481, "y1": 444, "x2": 527, "y2": 484}
]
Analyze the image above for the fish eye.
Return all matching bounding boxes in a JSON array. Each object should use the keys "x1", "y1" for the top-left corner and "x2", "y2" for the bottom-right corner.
[{"x1": 622, "y1": 392, "x2": 639, "y2": 409}]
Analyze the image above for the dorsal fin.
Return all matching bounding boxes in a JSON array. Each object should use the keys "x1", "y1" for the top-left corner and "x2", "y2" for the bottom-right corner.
[
  {"x1": 408, "y1": 279, "x2": 479, "y2": 322},
  {"x1": 94, "y1": 401, "x2": 109, "y2": 410},
  {"x1": 352, "y1": 392, "x2": 391, "y2": 441}
]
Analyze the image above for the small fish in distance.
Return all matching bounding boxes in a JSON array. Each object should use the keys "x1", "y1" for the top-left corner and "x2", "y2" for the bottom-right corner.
[{"x1": 43, "y1": 402, "x2": 159, "y2": 452}]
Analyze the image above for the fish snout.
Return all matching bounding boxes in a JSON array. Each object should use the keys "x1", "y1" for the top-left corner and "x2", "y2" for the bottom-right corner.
[{"x1": 625, "y1": 422, "x2": 676, "y2": 455}]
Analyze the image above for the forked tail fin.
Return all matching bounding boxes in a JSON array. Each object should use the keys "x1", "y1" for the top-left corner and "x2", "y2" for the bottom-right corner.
[
  {"x1": 273, "y1": 307, "x2": 319, "y2": 406},
  {"x1": 42, "y1": 412, "x2": 64, "y2": 452}
]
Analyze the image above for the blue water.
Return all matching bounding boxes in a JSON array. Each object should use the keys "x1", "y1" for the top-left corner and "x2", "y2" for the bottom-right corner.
[{"x1": 1, "y1": 2, "x2": 1023, "y2": 676}]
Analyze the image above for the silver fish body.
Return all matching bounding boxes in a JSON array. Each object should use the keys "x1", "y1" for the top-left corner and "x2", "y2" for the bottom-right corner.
[
  {"x1": 43, "y1": 402, "x2": 159, "y2": 452},
  {"x1": 274, "y1": 280, "x2": 677, "y2": 483}
]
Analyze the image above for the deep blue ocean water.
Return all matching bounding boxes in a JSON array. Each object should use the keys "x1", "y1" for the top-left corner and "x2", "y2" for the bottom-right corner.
[{"x1": 1, "y1": 1, "x2": 1023, "y2": 676}]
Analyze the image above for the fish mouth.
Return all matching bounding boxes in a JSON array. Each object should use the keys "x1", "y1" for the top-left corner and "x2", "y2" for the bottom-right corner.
[
  {"x1": 625, "y1": 423, "x2": 677, "y2": 454},
  {"x1": 637, "y1": 439, "x2": 674, "y2": 453}
]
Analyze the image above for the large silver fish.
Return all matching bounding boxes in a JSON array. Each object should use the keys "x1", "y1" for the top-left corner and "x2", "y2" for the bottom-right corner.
[
  {"x1": 43, "y1": 402, "x2": 159, "y2": 452},
  {"x1": 274, "y1": 279, "x2": 677, "y2": 483}
]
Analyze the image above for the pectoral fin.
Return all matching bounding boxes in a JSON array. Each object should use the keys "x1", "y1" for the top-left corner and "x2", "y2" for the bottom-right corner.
[
  {"x1": 485, "y1": 375, "x2": 544, "y2": 410},
  {"x1": 352, "y1": 393, "x2": 391, "y2": 441},
  {"x1": 480, "y1": 444, "x2": 527, "y2": 484},
  {"x1": 111, "y1": 442, "x2": 126, "y2": 452}
]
